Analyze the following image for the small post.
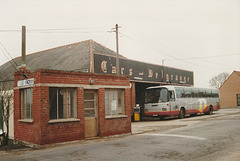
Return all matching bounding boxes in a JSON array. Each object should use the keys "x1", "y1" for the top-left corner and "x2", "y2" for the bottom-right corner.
[{"x1": 116, "y1": 24, "x2": 119, "y2": 75}]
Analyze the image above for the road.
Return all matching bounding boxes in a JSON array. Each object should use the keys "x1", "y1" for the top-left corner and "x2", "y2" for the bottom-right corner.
[{"x1": 0, "y1": 108, "x2": 240, "y2": 161}]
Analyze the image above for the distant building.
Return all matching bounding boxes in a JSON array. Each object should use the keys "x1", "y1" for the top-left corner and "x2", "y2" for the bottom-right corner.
[{"x1": 219, "y1": 71, "x2": 240, "y2": 108}]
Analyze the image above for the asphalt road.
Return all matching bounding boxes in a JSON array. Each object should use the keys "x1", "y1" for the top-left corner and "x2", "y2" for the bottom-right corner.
[{"x1": 1, "y1": 108, "x2": 240, "y2": 161}]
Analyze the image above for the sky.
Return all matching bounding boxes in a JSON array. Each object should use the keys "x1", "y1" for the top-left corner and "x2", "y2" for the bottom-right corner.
[{"x1": 0, "y1": 0, "x2": 239, "y2": 87}]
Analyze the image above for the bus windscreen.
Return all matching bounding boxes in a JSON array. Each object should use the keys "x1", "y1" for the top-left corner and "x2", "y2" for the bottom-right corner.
[{"x1": 145, "y1": 88, "x2": 168, "y2": 103}]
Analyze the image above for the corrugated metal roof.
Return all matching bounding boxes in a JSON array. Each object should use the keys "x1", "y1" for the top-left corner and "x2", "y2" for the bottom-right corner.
[
  {"x1": 0, "y1": 39, "x2": 122, "y2": 83},
  {"x1": 92, "y1": 41, "x2": 126, "y2": 58}
]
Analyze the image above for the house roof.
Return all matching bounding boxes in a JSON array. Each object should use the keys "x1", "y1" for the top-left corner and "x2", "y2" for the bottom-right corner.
[
  {"x1": 219, "y1": 71, "x2": 240, "y2": 90},
  {"x1": 0, "y1": 39, "x2": 125, "y2": 82},
  {"x1": 235, "y1": 71, "x2": 240, "y2": 76}
]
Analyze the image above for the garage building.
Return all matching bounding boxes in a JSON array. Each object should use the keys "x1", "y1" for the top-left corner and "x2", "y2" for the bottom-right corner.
[{"x1": 0, "y1": 39, "x2": 193, "y2": 145}]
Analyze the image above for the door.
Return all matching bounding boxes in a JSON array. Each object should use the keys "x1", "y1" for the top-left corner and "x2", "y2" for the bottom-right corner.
[
  {"x1": 84, "y1": 90, "x2": 98, "y2": 138},
  {"x1": 169, "y1": 90, "x2": 176, "y2": 116},
  {"x1": 237, "y1": 94, "x2": 240, "y2": 106}
]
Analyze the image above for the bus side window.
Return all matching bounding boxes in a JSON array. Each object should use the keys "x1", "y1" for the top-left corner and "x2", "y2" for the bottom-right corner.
[
  {"x1": 212, "y1": 89, "x2": 219, "y2": 98},
  {"x1": 176, "y1": 88, "x2": 184, "y2": 98},
  {"x1": 192, "y1": 88, "x2": 199, "y2": 98},
  {"x1": 206, "y1": 89, "x2": 212, "y2": 97},
  {"x1": 184, "y1": 88, "x2": 192, "y2": 98},
  {"x1": 169, "y1": 90, "x2": 175, "y2": 101},
  {"x1": 199, "y1": 89, "x2": 206, "y2": 97}
]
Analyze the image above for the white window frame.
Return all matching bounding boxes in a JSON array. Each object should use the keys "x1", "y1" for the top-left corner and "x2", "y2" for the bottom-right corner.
[
  {"x1": 105, "y1": 89, "x2": 125, "y2": 117},
  {"x1": 20, "y1": 88, "x2": 33, "y2": 120}
]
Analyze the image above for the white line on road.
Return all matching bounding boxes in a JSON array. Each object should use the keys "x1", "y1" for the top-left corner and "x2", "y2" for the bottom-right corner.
[{"x1": 141, "y1": 133, "x2": 207, "y2": 141}]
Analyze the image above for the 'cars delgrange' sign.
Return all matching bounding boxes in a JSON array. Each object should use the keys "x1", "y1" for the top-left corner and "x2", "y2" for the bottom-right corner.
[{"x1": 94, "y1": 54, "x2": 193, "y2": 85}]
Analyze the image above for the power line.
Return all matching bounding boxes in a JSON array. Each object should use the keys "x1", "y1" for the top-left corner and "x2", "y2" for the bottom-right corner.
[
  {"x1": 164, "y1": 53, "x2": 240, "y2": 60},
  {"x1": 28, "y1": 26, "x2": 112, "y2": 31},
  {"x1": 0, "y1": 27, "x2": 112, "y2": 33},
  {"x1": 27, "y1": 30, "x2": 107, "y2": 34},
  {"x1": 121, "y1": 27, "x2": 240, "y2": 70},
  {"x1": 120, "y1": 32, "x2": 236, "y2": 70},
  {"x1": 0, "y1": 41, "x2": 19, "y2": 71},
  {"x1": 0, "y1": 40, "x2": 31, "y2": 87}
]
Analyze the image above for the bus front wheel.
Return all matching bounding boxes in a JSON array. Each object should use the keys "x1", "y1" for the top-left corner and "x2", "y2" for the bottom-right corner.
[{"x1": 178, "y1": 108, "x2": 185, "y2": 119}]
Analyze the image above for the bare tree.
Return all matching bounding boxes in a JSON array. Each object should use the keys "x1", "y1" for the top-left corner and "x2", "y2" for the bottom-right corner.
[
  {"x1": 0, "y1": 82, "x2": 14, "y2": 146},
  {"x1": 209, "y1": 72, "x2": 230, "y2": 89}
]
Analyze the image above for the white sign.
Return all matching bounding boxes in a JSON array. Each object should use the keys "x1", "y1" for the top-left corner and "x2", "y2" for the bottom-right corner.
[{"x1": 17, "y1": 78, "x2": 34, "y2": 87}]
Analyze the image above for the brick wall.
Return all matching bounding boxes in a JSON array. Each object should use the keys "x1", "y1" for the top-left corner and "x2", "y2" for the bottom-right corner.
[
  {"x1": 14, "y1": 69, "x2": 131, "y2": 145},
  {"x1": 14, "y1": 69, "x2": 42, "y2": 144},
  {"x1": 98, "y1": 88, "x2": 131, "y2": 137},
  {"x1": 220, "y1": 72, "x2": 240, "y2": 108}
]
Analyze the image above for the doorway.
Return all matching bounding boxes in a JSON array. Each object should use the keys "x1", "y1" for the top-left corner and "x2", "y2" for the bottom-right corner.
[{"x1": 84, "y1": 90, "x2": 98, "y2": 138}]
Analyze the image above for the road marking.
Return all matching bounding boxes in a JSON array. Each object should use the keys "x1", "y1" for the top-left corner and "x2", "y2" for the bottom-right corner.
[{"x1": 141, "y1": 133, "x2": 207, "y2": 141}]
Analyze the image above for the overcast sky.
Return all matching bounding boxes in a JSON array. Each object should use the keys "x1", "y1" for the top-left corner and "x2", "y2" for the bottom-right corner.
[{"x1": 0, "y1": 0, "x2": 239, "y2": 87}]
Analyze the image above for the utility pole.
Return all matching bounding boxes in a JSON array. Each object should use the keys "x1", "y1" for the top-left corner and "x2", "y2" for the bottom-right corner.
[
  {"x1": 115, "y1": 24, "x2": 120, "y2": 75},
  {"x1": 22, "y1": 25, "x2": 26, "y2": 65}
]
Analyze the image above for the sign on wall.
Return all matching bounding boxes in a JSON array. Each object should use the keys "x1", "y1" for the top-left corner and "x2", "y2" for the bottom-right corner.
[
  {"x1": 94, "y1": 54, "x2": 193, "y2": 85},
  {"x1": 17, "y1": 78, "x2": 34, "y2": 87}
]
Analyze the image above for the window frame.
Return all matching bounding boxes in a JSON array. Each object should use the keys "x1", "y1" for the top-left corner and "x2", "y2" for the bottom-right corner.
[
  {"x1": 168, "y1": 90, "x2": 175, "y2": 101},
  {"x1": 206, "y1": 89, "x2": 212, "y2": 98},
  {"x1": 175, "y1": 87, "x2": 185, "y2": 98},
  {"x1": 191, "y1": 88, "x2": 199, "y2": 98},
  {"x1": 105, "y1": 89, "x2": 125, "y2": 117},
  {"x1": 49, "y1": 87, "x2": 77, "y2": 120},
  {"x1": 237, "y1": 94, "x2": 240, "y2": 106},
  {"x1": 20, "y1": 88, "x2": 33, "y2": 120},
  {"x1": 84, "y1": 91, "x2": 97, "y2": 117},
  {"x1": 199, "y1": 89, "x2": 206, "y2": 97},
  {"x1": 184, "y1": 88, "x2": 192, "y2": 98},
  {"x1": 211, "y1": 89, "x2": 219, "y2": 98}
]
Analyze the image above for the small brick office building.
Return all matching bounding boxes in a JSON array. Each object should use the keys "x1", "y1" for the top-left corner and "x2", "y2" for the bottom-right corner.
[
  {"x1": 6, "y1": 40, "x2": 193, "y2": 145},
  {"x1": 14, "y1": 68, "x2": 131, "y2": 145}
]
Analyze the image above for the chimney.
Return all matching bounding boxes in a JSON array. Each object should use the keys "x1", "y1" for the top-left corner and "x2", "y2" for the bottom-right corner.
[{"x1": 21, "y1": 25, "x2": 26, "y2": 66}]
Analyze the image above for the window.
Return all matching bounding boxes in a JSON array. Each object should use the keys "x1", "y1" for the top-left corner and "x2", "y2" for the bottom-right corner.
[
  {"x1": 169, "y1": 90, "x2": 175, "y2": 101},
  {"x1": 184, "y1": 88, "x2": 192, "y2": 98},
  {"x1": 212, "y1": 89, "x2": 219, "y2": 98},
  {"x1": 206, "y1": 89, "x2": 212, "y2": 97},
  {"x1": 237, "y1": 94, "x2": 240, "y2": 106},
  {"x1": 145, "y1": 88, "x2": 168, "y2": 103},
  {"x1": 49, "y1": 87, "x2": 77, "y2": 119},
  {"x1": 105, "y1": 89, "x2": 125, "y2": 116},
  {"x1": 199, "y1": 89, "x2": 206, "y2": 97},
  {"x1": 84, "y1": 92, "x2": 96, "y2": 117},
  {"x1": 176, "y1": 88, "x2": 184, "y2": 98},
  {"x1": 159, "y1": 88, "x2": 168, "y2": 102},
  {"x1": 21, "y1": 88, "x2": 33, "y2": 119},
  {"x1": 192, "y1": 88, "x2": 199, "y2": 98}
]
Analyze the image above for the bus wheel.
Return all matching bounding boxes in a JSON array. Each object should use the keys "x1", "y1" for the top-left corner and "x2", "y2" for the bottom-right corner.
[
  {"x1": 179, "y1": 108, "x2": 185, "y2": 119},
  {"x1": 208, "y1": 106, "x2": 213, "y2": 115}
]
